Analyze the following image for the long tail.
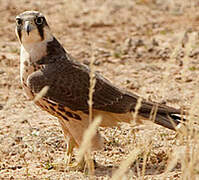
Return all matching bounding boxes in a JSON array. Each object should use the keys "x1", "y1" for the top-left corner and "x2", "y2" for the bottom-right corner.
[
  {"x1": 133, "y1": 99, "x2": 185, "y2": 130},
  {"x1": 154, "y1": 113, "x2": 183, "y2": 130}
]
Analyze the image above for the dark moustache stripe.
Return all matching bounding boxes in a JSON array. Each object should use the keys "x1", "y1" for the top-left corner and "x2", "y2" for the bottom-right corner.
[
  {"x1": 17, "y1": 27, "x2": 22, "y2": 42},
  {"x1": 37, "y1": 25, "x2": 44, "y2": 40}
]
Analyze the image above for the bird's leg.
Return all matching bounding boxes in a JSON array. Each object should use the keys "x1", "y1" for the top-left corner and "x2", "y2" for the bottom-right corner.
[
  {"x1": 60, "y1": 119, "x2": 103, "y2": 171},
  {"x1": 66, "y1": 137, "x2": 86, "y2": 171},
  {"x1": 58, "y1": 119, "x2": 78, "y2": 166},
  {"x1": 67, "y1": 152, "x2": 96, "y2": 173},
  {"x1": 84, "y1": 152, "x2": 95, "y2": 175},
  {"x1": 67, "y1": 131, "x2": 103, "y2": 172},
  {"x1": 65, "y1": 136, "x2": 76, "y2": 165},
  {"x1": 68, "y1": 156, "x2": 86, "y2": 171},
  {"x1": 62, "y1": 129, "x2": 86, "y2": 171}
]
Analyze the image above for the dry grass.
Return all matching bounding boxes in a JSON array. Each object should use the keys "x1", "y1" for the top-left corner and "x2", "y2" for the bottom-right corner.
[
  {"x1": 111, "y1": 148, "x2": 142, "y2": 180},
  {"x1": 0, "y1": 0, "x2": 199, "y2": 179},
  {"x1": 76, "y1": 43, "x2": 98, "y2": 176}
]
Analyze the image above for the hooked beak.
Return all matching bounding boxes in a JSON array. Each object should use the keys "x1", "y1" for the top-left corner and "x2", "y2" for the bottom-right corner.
[{"x1": 24, "y1": 21, "x2": 33, "y2": 35}]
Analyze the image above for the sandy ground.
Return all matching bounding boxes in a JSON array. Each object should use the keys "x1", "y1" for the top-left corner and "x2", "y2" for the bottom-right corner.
[{"x1": 0, "y1": 0, "x2": 199, "y2": 179}]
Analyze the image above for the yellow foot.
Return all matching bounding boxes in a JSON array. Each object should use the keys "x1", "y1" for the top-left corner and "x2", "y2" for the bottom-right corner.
[
  {"x1": 67, "y1": 156, "x2": 98, "y2": 174},
  {"x1": 67, "y1": 158, "x2": 86, "y2": 171},
  {"x1": 63, "y1": 136, "x2": 97, "y2": 173},
  {"x1": 64, "y1": 136, "x2": 77, "y2": 165}
]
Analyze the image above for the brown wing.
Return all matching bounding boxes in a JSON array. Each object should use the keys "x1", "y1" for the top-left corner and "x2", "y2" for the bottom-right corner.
[
  {"x1": 28, "y1": 51, "x2": 183, "y2": 130},
  {"x1": 27, "y1": 55, "x2": 138, "y2": 114}
]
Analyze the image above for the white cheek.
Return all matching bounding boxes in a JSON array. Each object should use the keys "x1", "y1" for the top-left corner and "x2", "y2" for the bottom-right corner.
[{"x1": 20, "y1": 27, "x2": 53, "y2": 63}]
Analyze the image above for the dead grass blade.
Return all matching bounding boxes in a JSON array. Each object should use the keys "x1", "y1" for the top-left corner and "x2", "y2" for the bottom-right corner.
[
  {"x1": 88, "y1": 43, "x2": 96, "y2": 124},
  {"x1": 77, "y1": 43, "x2": 99, "y2": 176},
  {"x1": 131, "y1": 97, "x2": 142, "y2": 124},
  {"x1": 77, "y1": 116, "x2": 102, "y2": 162},
  {"x1": 33, "y1": 86, "x2": 49, "y2": 102},
  {"x1": 111, "y1": 148, "x2": 141, "y2": 180}
]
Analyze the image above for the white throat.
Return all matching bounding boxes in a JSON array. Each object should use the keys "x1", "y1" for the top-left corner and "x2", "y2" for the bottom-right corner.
[
  {"x1": 19, "y1": 37, "x2": 53, "y2": 85},
  {"x1": 21, "y1": 41, "x2": 48, "y2": 63},
  {"x1": 20, "y1": 27, "x2": 54, "y2": 64}
]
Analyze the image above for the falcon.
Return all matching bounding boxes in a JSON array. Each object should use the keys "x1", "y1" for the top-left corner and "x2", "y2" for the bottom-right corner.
[{"x1": 15, "y1": 11, "x2": 184, "y2": 170}]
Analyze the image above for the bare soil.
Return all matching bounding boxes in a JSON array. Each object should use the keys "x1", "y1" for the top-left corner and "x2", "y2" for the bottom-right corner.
[{"x1": 0, "y1": 0, "x2": 199, "y2": 179}]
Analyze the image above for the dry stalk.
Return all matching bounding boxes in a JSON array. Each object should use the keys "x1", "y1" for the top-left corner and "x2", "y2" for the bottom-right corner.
[
  {"x1": 111, "y1": 148, "x2": 141, "y2": 180},
  {"x1": 88, "y1": 44, "x2": 96, "y2": 124},
  {"x1": 33, "y1": 86, "x2": 49, "y2": 103},
  {"x1": 163, "y1": 27, "x2": 199, "y2": 179},
  {"x1": 149, "y1": 103, "x2": 158, "y2": 123},
  {"x1": 179, "y1": 31, "x2": 199, "y2": 179},
  {"x1": 132, "y1": 97, "x2": 142, "y2": 124},
  {"x1": 179, "y1": 92, "x2": 199, "y2": 179},
  {"x1": 76, "y1": 116, "x2": 102, "y2": 172},
  {"x1": 77, "y1": 43, "x2": 98, "y2": 176},
  {"x1": 141, "y1": 141, "x2": 152, "y2": 179}
]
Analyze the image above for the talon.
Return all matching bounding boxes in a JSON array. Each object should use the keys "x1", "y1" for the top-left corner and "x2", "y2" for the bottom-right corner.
[{"x1": 67, "y1": 158, "x2": 86, "y2": 171}]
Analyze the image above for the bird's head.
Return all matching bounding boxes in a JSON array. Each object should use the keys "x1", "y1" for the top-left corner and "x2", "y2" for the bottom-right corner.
[{"x1": 15, "y1": 11, "x2": 53, "y2": 44}]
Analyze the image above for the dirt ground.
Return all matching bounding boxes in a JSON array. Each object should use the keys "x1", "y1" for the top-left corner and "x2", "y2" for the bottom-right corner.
[{"x1": 0, "y1": 0, "x2": 199, "y2": 179}]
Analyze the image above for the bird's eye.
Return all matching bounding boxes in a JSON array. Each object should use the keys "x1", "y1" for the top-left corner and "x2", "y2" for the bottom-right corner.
[
  {"x1": 35, "y1": 17, "x2": 44, "y2": 25},
  {"x1": 16, "y1": 18, "x2": 22, "y2": 26}
]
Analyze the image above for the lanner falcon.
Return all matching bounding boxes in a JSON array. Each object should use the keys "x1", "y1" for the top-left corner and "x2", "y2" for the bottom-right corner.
[{"x1": 15, "y1": 11, "x2": 184, "y2": 170}]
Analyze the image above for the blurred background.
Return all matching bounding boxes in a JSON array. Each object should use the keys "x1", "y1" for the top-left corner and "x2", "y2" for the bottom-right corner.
[{"x1": 0, "y1": 0, "x2": 199, "y2": 179}]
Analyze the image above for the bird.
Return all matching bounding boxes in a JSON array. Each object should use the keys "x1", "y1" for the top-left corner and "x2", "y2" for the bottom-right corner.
[{"x1": 15, "y1": 11, "x2": 184, "y2": 170}]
